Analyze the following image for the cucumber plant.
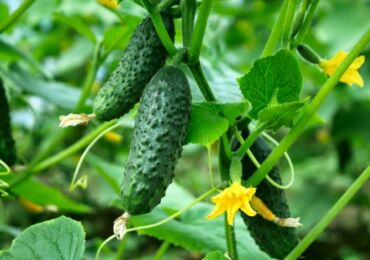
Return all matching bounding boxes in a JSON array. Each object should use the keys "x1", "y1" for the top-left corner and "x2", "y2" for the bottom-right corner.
[{"x1": 0, "y1": 1, "x2": 369, "y2": 260}]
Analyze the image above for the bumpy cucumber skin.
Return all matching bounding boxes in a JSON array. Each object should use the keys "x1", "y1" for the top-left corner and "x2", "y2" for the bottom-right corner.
[
  {"x1": 93, "y1": 15, "x2": 174, "y2": 121},
  {"x1": 121, "y1": 66, "x2": 191, "y2": 215},
  {"x1": 234, "y1": 132, "x2": 298, "y2": 259},
  {"x1": 0, "y1": 79, "x2": 16, "y2": 166}
]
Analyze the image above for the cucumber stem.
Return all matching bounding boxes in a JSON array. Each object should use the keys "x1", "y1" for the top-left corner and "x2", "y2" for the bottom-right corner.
[
  {"x1": 224, "y1": 215, "x2": 238, "y2": 260},
  {"x1": 181, "y1": 0, "x2": 196, "y2": 47},
  {"x1": 285, "y1": 166, "x2": 370, "y2": 260},
  {"x1": 261, "y1": 0, "x2": 289, "y2": 57},
  {"x1": 188, "y1": 0, "x2": 213, "y2": 64},
  {"x1": 142, "y1": 0, "x2": 177, "y2": 56},
  {"x1": 188, "y1": 61, "x2": 216, "y2": 101},
  {"x1": 0, "y1": 0, "x2": 36, "y2": 33},
  {"x1": 291, "y1": 0, "x2": 319, "y2": 48},
  {"x1": 282, "y1": 0, "x2": 297, "y2": 47}
]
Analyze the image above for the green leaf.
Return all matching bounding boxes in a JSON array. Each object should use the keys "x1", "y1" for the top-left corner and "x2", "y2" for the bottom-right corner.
[
  {"x1": 185, "y1": 102, "x2": 247, "y2": 146},
  {"x1": 0, "y1": 65, "x2": 83, "y2": 110},
  {"x1": 203, "y1": 251, "x2": 228, "y2": 260},
  {"x1": 258, "y1": 101, "x2": 306, "y2": 131},
  {"x1": 185, "y1": 103, "x2": 229, "y2": 146},
  {"x1": 53, "y1": 12, "x2": 96, "y2": 43},
  {"x1": 214, "y1": 102, "x2": 249, "y2": 125},
  {"x1": 238, "y1": 49, "x2": 302, "y2": 119},
  {"x1": 0, "y1": 216, "x2": 85, "y2": 260},
  {"x1": 130, "y1": 203, "x2": 271, "y2": 260},
  {"x1": 10, "y1": 177, "x2": 92, "y2": 213}
]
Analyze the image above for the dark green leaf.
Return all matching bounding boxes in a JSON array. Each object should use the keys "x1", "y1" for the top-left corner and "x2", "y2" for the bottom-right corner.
[
  {"x1": 238, "y1": 49, "x2": 302, "y2": 118},
  {"x1": 0, "y1": 216, "x2": 85, "y2": 260}
]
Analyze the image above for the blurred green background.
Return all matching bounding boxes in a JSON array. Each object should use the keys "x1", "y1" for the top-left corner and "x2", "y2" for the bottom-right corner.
[{"x1": 0, "y1": 0, "x2": 369, "y2": 259}]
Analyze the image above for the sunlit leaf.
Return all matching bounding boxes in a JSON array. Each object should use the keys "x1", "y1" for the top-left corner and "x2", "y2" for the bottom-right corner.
[{"x1": 0, "y1": 216, "x2": 85, "y2": 260}]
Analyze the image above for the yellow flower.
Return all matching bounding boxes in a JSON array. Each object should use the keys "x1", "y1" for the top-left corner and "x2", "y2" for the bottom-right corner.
[
  {"x1": 97, "y1": 0, "x2": 119, "y2": 9},
  {"x1": 104, "y1": 131, "x2": 123, "y2": 143},
  {"x1": 206, "y1": 182, "x2": 257, "y2": 225},
  {"x1": 319, "y1": 51, "x2": 365, "y2": 87}
]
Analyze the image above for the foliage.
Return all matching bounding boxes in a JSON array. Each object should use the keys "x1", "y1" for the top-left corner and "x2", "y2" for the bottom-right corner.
[{"x1": 0, "y1": 0, "x2": 369, "y2": 259}]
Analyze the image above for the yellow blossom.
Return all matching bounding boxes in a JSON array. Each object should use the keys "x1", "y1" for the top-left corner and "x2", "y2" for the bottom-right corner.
[
  {"x1": 97, "y1": 0, "x2": 119, "y2": 9},
  {"x1": 104, "y1": 131, "x2": 123, "y2": 143},
  {"x1": 206, "y1": 182, "x2": 257, "y2": 225},
  {"x1": 319, "y1": 51, "x2": 365, "y2": 87}
]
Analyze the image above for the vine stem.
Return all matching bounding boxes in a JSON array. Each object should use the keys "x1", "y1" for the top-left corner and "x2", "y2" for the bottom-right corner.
[
  {"x1": 126, "y1": 187, "x2": 217, "y2": 233},
  {"x1": 246, "y1": 28, "x2": 370, "y2": 187},
  {"x1": 153, "y1": 241, "x2": 171, "y2": 260},
  {"x1": 188, "y1": 0, "x2": 213, "y2": 63},
  {"x1": 95, "y1": 188, "x2": 217, "y2": 259},
  {"x1": 282, "y1": 0, "x2": 297, "y2": 47},
  {"x1": 261, "y1": 0, "x2": 289, "y2": 57},
  {"x1": 291, "y1": 0, "x2": 319, "y2": 48},
  {"x1": 235, "y1": 124, "x2": 265, "y2": 159},
  {"x1": 285, "y1": 166, "x2": 370, "y2": 260},
  {"x1": 0, "y1": 0, "x2": 36, "y2": 33},
  {"x1": 141, "y1": 0, "x2": 177, "y2": 56},
  {"x1": 8, "y1": 120, "x2": 118, "y2": 187},
  {"x1": 224, "y1": 215, "x2": 238, "y2": 260},
  {"x1": 188, "y1": 61, "x2": 216, "y2": 101},
  {"x1": 181, "y1": 0, "x2": 196, "y2": 47}
]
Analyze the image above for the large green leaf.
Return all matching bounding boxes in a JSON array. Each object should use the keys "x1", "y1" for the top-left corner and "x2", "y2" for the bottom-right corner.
[
  {"x1": 10, "y1": 177, "x2": 92, "y2": 213},
  {"x1": 238, "y1": 49, "x2": 302, "y2": 119},
  {"x1": 0, "y1": 216, "x2": 85, "y2": 260}
]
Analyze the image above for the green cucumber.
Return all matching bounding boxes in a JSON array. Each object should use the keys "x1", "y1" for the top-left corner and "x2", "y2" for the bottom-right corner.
[
  {"x1": 0, "y1": 78, "x2": 16, "y2": 166},
  {"x1": 233, "y1": 130, "x2": 298, "y2": 259},
  {"x1": 93, "y1": 15, "x2": 175, "y2": 121},
  {"x1": 121, "y1": 66, "x2": 191, "y2": 215}
]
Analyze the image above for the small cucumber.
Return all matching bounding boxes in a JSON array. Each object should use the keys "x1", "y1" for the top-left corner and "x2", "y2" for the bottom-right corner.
[
  {"x1": 121, "y1": 66, "x2": 191, "y2": 215},
  {"x1": 0, "y1": 78, "x2": 16, "y2": 166},
  {"x1": 93, "y1": 15, "x2": 175, "y2": 121},
  {"x1": 232, "y1": 130, "x2": 298, "y2": 259}
]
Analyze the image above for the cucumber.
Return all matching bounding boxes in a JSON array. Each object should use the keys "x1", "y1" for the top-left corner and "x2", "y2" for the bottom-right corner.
[
  {"x1": 233, "y1": 130, "x2": 298, "y2": 259},
  {"x1": 93, "y1": 15, "x2": 175, "y2": 121},
  {"x1": 121, "y1": 66, "x2": 191, "y2": 215},
  {"x1": 0, "y1": 78, "x2": 16, "y2": 166}
]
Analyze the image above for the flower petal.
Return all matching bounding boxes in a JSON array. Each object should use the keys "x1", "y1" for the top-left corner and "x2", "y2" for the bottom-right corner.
[
  {"x1": 206, "y1": 204, "x2": 227, "y2": 220},
  {"x1": 350, "y1": 55, "x2": 365, "y2": 70},
  {"x1": 241, "y1": 201, "x2": 257, "y2": 217},
  {"x1": 340, "y1": 70, "x2": 364, "y2": 87},
  {"x1": 226, "y1": 203, "x2": 240, "y2": 225}
]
